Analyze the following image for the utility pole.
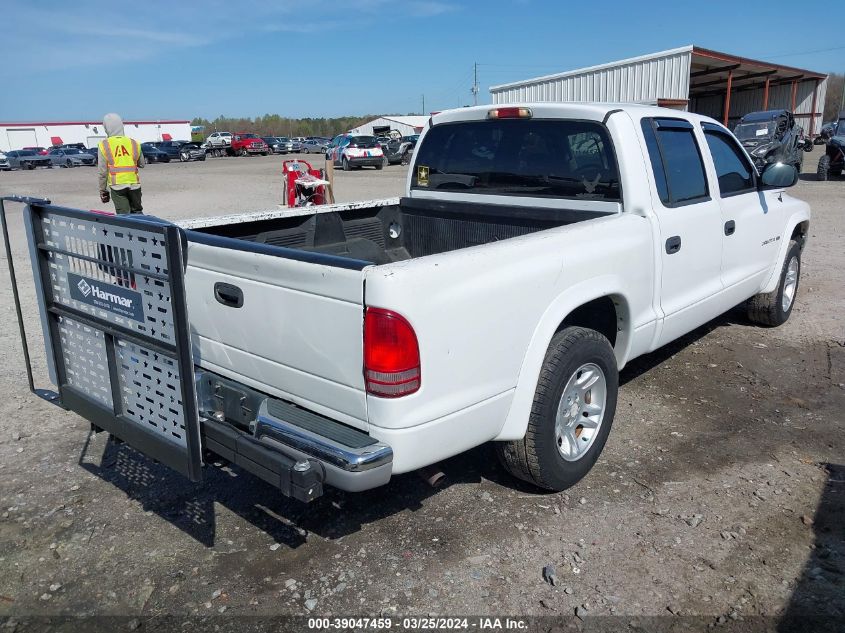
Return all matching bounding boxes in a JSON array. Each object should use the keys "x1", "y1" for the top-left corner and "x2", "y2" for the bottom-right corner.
[
  {"x1": 471, "y1": 62, "x2": 479, "y2": 106},
  {"x1": 422, "y1": 94, "x2": 425, "y2": 115}
]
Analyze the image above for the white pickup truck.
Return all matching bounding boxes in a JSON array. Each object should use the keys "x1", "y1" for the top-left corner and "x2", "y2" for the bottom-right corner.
[{"x1": 3, "y1": 103, "x2": 809, "y2": 501}]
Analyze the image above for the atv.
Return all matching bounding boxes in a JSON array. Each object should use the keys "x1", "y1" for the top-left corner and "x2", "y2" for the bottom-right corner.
[
  {"x1": 817, "y1": 111, "x2": 845, "y2": 181},
  {"x1": 734, "y1": 109, "x2": 812, "y2": 174}
]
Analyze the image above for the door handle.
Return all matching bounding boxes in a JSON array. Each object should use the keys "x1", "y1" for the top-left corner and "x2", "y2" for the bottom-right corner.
[
  {"x1": 214, "y1": 282, "x2": 244, "y2": 308},
  {"x1": 665, "y1": 236, "x2": 682, "y2": 254},
  {"x1": 724, "y1": 220, "x2": 736, "y2": 236}
]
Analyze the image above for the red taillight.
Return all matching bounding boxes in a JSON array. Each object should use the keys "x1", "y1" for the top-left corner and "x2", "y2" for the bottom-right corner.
[
  {"x1": 364, "y1": 307, "x2": 420, "y2": 398},
  {"x1": 487, "y1": 107, "x2": 532, "y2": 120}
]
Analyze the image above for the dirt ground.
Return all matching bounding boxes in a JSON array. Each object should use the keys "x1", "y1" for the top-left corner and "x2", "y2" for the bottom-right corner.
[{"x1": 0, "y1": 149, "x2": 842, "y2": 630}]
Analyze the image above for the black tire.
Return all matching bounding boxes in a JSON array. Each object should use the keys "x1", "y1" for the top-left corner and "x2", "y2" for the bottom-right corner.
[
  {"x1": 817, "y1": 155, "x2": 830, "y2": 181},
  {"x1": 342, "y1": 157, "x2": 350, "y2": 172},
  {"x1": 66, "y1": 159, "x2": 73, "y2": 168},
  {"x1": 180, "y1": 152, "x2": 189, "y2": 162},
  {"x1": 747, "y1": 239, "x2": 801, "y2": 327},
  {"x1": 26, "y1": 162, "x2": 35, "y2": 170},
  {"x1": 497, "y1": 327, "x2": 618, "y2": 491},
  {"x1": 375, "y1": 160, "x2": 384, "y2": 170},
  {"x1": 240, "y1": 148, "x2": 248, "y2": 157}
]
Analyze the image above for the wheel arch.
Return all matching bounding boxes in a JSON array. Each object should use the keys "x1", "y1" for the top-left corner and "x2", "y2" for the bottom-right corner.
[
  {"x1": 494, "y1": 281, "x2": 632, "y2": 441},
  {"x1": 760, "y1": 205, "x2": 810, "y2": 294}
]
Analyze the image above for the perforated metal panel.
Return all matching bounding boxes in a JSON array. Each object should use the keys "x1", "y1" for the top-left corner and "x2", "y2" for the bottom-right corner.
[
  {"x1": 25, "y1": 205, "x2": 202, "y2": 481},
  {"x1": 116, "y1": 338, "x2": 187, "y2": 448},
  {"x1": 41, "y1": 211, "x2": 176, "y2": 345},
  {"x1": 57, "y1": 315, "x2": 113, "y2": 409}
]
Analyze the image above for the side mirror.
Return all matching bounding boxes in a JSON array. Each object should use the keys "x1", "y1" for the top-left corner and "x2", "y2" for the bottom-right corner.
[{"x1": 760, "y1": 162, "x2": 798, "y2": 188}]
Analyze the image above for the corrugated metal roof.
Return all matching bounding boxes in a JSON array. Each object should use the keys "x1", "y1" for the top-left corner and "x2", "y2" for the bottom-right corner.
[
  {"x1": 490, "y1": 45, "x2": 694, "y2": 92},
  {"x1": 380, "y1": 116, "x2": 430, "y2": 127}
]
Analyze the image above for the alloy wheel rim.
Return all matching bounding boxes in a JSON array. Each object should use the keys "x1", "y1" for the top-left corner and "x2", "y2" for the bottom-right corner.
[
  {"x1": 555, "y1": 363, "x2": 607, "y2": 462},
  {"x1": 782, "y1": 256, "x2": 799, "y2": 312}
]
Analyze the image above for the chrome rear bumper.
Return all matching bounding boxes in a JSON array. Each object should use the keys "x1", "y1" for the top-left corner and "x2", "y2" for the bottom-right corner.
[{"x1": 196, "y1": 370, "x2": 393, "y2": 494}]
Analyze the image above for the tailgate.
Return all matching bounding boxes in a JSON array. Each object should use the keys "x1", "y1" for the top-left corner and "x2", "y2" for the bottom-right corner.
[{"x1": 184, "y1": 235, "x2": 370, "y2": 431}]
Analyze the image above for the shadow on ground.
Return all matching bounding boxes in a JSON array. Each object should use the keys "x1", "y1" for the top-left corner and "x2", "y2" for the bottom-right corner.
[
  {"x1": 778, "y1": 463, "x2": 845, "y2": 632},
  {"x1": 77, "y1": 304, "x2": 841, "y2": 551}
]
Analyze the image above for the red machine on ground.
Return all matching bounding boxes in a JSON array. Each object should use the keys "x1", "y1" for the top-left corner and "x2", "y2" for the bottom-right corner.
[{"x1": 282, "y1": 159, "x2": 330, "y2": 207}]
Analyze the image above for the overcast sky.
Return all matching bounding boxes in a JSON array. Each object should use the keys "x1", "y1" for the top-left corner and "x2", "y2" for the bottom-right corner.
[{"x1": 2, "y1": 0, "x2": 842, "y2": 121}]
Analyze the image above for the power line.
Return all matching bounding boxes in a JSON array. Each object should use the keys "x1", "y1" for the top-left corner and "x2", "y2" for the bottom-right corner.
[{"x1": 755, "y1": 44, "x2": 845, "y2": 60}]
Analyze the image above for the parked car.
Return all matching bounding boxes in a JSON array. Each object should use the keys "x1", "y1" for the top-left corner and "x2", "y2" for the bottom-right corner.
[
  {"x1": 817, "y1": 111, "x2": 845, "y2": 181},
  {"x1": 47, "y1": 148, "x2": 96, "y2": 167},
  {"x1": 0, "y1": 150, "x2": 10, "y2": 171},
  {"x1": 22, "y1": 146, "x2": 49, "y2": 155},
  {"x1": 86, "y1": 148, "x2": 100, "y2": 165},
  {"x1": 289, "y1": 138, "x2": 303, "y2": 153},
  {"x1": 52, "y1": 143, "x2": 87, "y2": 152},
  {"x1": 261, "y1": 137, "x2": 285, "y2": 154},
  {"x1": 153, "y1": 141, "x2": 189, "y2": 159},
  {"x1": 205, "y1": 132, "x2": 233, "y2": 149},
  {"x1": 140, "y1": 142, "x2": 171, "y2": 163},
  {"x1": 302, "y1": 137, "x2": 329, "y2": 154},
  {"x1": 326, "y1": 134, "x2": 384, "y2": 170},
  {"x1": 733, "y1": 109, "x2": 811, "y2": 173},
  {"x1": 231, "y1": 133, "x2": 268, "y2": 156},
  {"x1": 5, "y1": 150, "x2": 52, "y2": 169},
  {"x1": 177, "y1": 142, "x2": 206, "y2": 162}
]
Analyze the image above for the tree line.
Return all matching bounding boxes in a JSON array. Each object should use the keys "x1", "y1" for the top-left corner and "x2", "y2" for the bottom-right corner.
[{"x1": 190, "y1": 114, "x2": 406, "y2": 139}]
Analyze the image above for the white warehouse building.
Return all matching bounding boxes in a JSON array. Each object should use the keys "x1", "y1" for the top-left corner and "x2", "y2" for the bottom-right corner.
[
  {"x1": 348, "y1": 115, "x2": 429, "y2": 137},
  {"x1": 490, "y1": 45, "x2": 828, "y2": 135},
  {"x1": 0, "y1": 119, "x2": 192, "y2": 152}
]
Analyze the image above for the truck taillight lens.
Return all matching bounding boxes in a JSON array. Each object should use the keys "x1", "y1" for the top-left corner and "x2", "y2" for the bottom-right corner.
[{"x1": 364, "y1": 307, "x2": 420, "y2": 398}]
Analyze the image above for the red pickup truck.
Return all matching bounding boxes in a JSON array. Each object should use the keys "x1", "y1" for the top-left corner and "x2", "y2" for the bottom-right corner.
[{"x1": 230, "y1": 133, "x2": 269, "y2": 156}]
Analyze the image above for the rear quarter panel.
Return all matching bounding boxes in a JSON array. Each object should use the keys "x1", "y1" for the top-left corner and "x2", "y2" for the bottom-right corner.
[{"x1": 363, "y1": 213, "x2": 655, "y2": 440}]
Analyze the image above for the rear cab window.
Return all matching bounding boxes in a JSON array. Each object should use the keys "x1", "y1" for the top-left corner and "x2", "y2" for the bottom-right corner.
[
  {"x1": 640, "y1": 118, "x2": 709, "y2": 207},
  {"x1": 411, "y1": 119, "x2": 621, "y2": 203}
]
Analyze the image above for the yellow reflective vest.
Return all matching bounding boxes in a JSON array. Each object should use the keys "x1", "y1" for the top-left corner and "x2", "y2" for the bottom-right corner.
[{"x1": 100, "y1": 136, "x2": 140, "y2": 186}]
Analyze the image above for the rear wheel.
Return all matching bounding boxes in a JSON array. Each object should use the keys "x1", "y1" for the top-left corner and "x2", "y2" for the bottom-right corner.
[
  {"x1": 817, "y1": 155, "x2": 830, "y2": 181},
  {"x1": 747, "y1": 239, "x2": 801, "y2": 327},
  {"x1": 342, "y1": 157, "x2": 350, "y2": 171},
  {"x1": 497, "y1": 327, "x2": 618, "y2": 491},
  {"x1": 26, "y1": 162, "x2": 36, "y2": 170},
  {"x1": 66, "y1": 159, "x2": 73, "y2": 168},
  {"x1": 180, "y1": 152, "x2": 189, "y2": 162},
  {"x1": 240, "y1": 148, "x2": 248, "y2": 157}
]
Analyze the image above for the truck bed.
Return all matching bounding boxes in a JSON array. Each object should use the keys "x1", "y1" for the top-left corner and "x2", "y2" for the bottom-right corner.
[{"x1": 186, "y1": 197, "x2": 614, "y2": 265}]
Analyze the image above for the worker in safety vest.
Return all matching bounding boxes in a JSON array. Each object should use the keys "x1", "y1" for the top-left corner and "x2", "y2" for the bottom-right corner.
[{"x1": 98, "y1": 113, "x2": 145, "y2": 214}]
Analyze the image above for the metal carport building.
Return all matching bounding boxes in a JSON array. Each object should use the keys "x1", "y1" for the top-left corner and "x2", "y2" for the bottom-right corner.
[{"x1": 490, "y1": 45, "x2": 828, "y2": 135}]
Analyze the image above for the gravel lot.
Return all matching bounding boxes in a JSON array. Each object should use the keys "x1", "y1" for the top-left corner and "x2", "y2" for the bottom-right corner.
[{"x1": 0, "y1": 149, "x2": 842, "y2": 629}]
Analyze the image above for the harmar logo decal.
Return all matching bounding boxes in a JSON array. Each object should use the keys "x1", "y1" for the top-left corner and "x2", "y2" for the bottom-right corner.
[
  {"x1": 77, "y1": 278, "x2": 92, "y2": 297},
  {"x1": 68, "y1": 273, "x2": 144, "y2": 322}
]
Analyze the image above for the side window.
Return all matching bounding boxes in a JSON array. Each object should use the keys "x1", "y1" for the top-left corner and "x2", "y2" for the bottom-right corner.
[
  {"x1": 640, "y1": 120, "x2": 669, "y2": 203},
  {"x1": 641, "y1": 118, "x2": 709, "y2": 206},
  {"x1": 703, "y1": 128, "x2": 755, "y2": 196}
]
